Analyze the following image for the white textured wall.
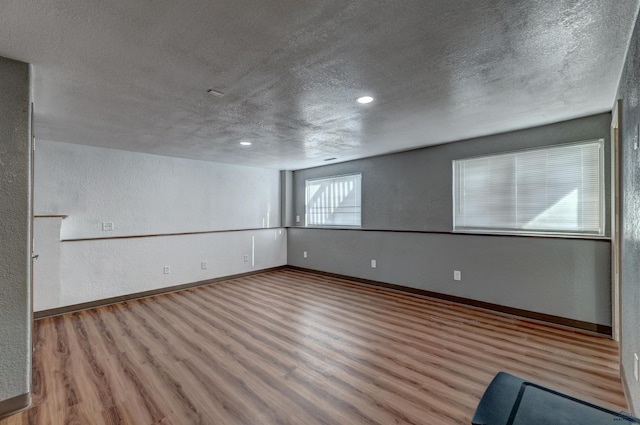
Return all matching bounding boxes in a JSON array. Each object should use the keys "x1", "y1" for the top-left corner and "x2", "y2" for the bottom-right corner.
[
  {"x1": 35, "y1": 141, "x2": 280, "y2": 239},
  {"x1": 33, "y1": 141, "x2": 286, "y2": 311},
  {"x1": 34, "y1": 225, "x2": 286, "y2": 310},
  {"x1": 616, "y1": 8, "x2": 640, "y2": 415},
  {"x1": 33, "y1": 218, "x2": 62, "y2": 311},
  {"x1": 0, "y1": 57, "x2": 31, "y2": 406}
]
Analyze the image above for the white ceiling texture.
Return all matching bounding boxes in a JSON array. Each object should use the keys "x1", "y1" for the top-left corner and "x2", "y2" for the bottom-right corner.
[{"x1": 1, "y1": 0, "x2": 638, "y2": 170}]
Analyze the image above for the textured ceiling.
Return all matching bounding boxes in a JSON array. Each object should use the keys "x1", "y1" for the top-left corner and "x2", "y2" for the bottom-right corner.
[{"x1": 0, "y1": 0, "x2": 638, "y2": 170}]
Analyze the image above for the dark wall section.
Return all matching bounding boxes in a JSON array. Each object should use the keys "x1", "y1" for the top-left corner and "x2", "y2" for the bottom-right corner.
[
  {"x1": 289, "y1": 114, "x2": 612, "y2": 328},
  {"x1": 616, "y1": 9, "x2": 640, "y2": 415},
  {"x1": 288, "y1": 228, "x2": 611, "y2": 325},
  {"x1": 293, "y1": 114, "x2": 611, "y2": 233}
]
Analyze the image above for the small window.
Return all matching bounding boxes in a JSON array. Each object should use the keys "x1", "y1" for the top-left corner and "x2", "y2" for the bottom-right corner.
[
  {"x1": 453, "y1": 140, "x2": 604, "y2": 236},
  {"x1": 305, "y1": 173, "x2": 362, "y2": 227}
]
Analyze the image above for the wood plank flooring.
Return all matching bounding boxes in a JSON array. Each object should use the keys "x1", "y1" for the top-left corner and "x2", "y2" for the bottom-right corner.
[{"x1": 1, "y1": 268, "x2": 627, "y2": 424}]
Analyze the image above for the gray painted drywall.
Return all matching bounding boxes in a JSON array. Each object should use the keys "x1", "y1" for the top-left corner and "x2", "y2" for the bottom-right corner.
[
  {"x1": 0, "y1": 57, "x2": 32, "y2": 406},
  {"x1": 289, "y1": 114, "x2": 612, "y2": 327},
  {"x1": 288, "y1": 228, "x2": 611, "y2": 325},
  {"x1": 280, "y1": 170, "x2": 293, "y2": 227},
  {"x1": 293, "y1": 113, "x2": 612, "y2": 233},
  {"x1": 616, "y1": 8, "x2": 640, "y2": 415}
]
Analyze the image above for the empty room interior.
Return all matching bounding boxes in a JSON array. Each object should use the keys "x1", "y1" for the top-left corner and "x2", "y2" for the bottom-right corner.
[{"x1": 3, "y1": 1, "x2": 640, "y2": 424}]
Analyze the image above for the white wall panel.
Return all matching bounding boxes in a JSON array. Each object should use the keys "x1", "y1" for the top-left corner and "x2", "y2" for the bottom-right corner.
[
  {"x1": 35, "y1": 141, "x2": 280, "y2": 239},
  {"x1": 33, "y1": 141, "x2": 285, "y2": 311}
]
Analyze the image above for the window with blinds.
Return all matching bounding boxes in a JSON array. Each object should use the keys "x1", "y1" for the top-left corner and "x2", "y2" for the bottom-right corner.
[
  {"x1": 453, "y1": 140, "x2": 604, "y2": 235},
  {"x1": 305, "y1": 174, "x2": 362, "y2": 227}
]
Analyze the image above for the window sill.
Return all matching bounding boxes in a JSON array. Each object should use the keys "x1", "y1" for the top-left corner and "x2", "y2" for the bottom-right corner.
[{"x1": 288, "y1": 226, "x2": 611, "y2": 241}]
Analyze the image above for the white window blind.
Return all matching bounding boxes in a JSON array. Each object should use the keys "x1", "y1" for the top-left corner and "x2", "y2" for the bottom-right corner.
[
  {"x1": 453, "y1": 140, "x2": 604, "y2": 235},
  {"x1": 305, "y1": 174, "x2": 362, "y2": 227}
]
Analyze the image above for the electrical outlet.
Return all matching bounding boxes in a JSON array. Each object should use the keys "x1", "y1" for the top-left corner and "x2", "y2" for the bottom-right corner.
[
  {"x1": 163, "y1": 266, "x2": 170, "y2": 275},
  {"x1": 371, "y1": 259, "x2": 377, "y2": 268},
  {"x1": 201, "y1": 261, "x2": 207, "y2": 270},
  {"x1": 102, "y1": 222, "x2": 114, "y2": 231},
  {"x1": 303, "y1": 251, "x2": 308, "y2": 258},
  {"x1": 453, "y1": 270, "x2": 461, "y2": 281},
  {"x1": 243, "y1": 255, "x2": 249, "y2": 262},
  {"x1": 635, "y1": 353, "x2": 639, "y2": 381},
  {"x1": 296, "y1": 215, "x2": 301, "y2": 223}
]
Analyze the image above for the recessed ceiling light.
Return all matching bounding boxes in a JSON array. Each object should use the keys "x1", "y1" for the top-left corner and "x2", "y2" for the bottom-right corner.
[
  {"x1": 207, "y1": 88, "x2": 225, "y2": 97},
  {"x1": 240, "y1": 141, "x2": 252, "y2": 146},
  {"x1": 357, "y1": 96, "x2": 374, "y2": 104}
]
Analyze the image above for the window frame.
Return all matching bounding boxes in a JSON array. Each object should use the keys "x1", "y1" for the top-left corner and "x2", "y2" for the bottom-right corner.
[
  {"x1": 452, "y1": 139, "x2": 606, "y2": 237},
  {"x1": 304, "y1": 173, "x2": 362, "y2": 228}
]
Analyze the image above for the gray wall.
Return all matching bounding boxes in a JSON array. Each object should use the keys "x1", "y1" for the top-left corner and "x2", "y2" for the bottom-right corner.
[
  {"x1": 280, "y1": 170, "x2": 294, "y2": 227},
  {"x1": 289, "y1": 228, "x2": 610, "y2": 325},
  {"x1": 616, "y1": 9, "x2": 640, "y2": 414},
  {"x1": 289, "y1": 114, "x2": 612, "y2": 326},
  {"x1": 293, "y1": 114, "x2": 612, "y2": 233},
  {"x1": 0, "y1": 57, "x2": 32, "y2": 412}
]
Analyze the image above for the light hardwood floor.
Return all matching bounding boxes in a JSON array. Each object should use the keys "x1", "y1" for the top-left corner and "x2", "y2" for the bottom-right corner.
[{"x1": 1, "y1": 268, "x2": 627, "y2": 424}]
